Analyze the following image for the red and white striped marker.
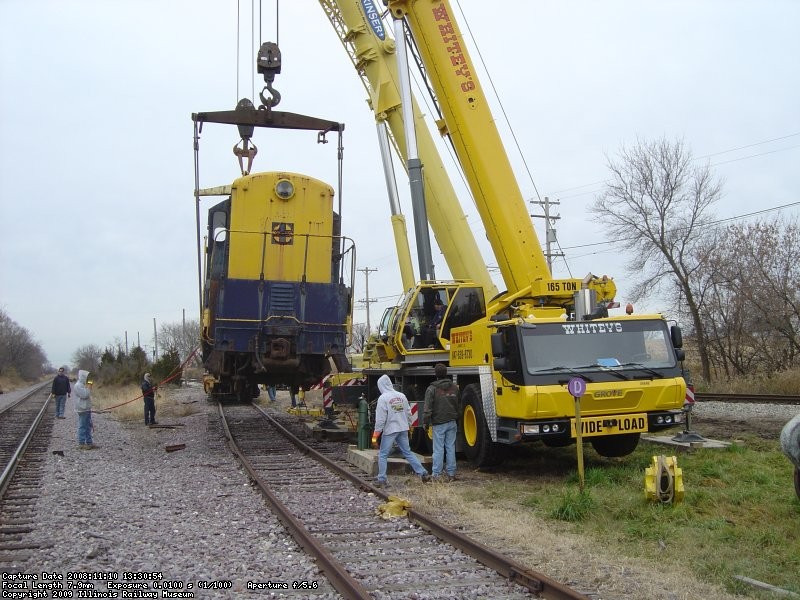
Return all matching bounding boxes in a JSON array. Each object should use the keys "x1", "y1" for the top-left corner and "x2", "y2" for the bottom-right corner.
[
  {"x1": 310, "y1": 374, "x2": 332, "y2": 390},
  {"x1": 318, "y1": 376, "x2": 366, "y2": 412},
  {"x1": 409, "y1": 402, "x2": 419, "y2": 427},
  {"x1": 323, "y1": 387, "x2": 333, "y2": 412},
  {"x1": 685, "y1": 385, "x2": 695, "y2": 405}
]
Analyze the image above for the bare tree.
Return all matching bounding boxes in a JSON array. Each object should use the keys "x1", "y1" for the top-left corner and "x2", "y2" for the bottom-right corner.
[
  {"x1": 158, "y1": 319, "x2": 201, "y2": 364},
  {"x1": 72, "y1": 344, "x2": 103, "y2": 374},
  {"x1": 348, "y1": 322, "x2": 371, "y2": 354},
  {"x1": 0, "y1": 308, "x2": 47, "y2": 380},
  {"x1": 703, "y1": 218, "x2": 800, "y2": 375},
  {"x1": 591, "y1": 137, "x2": 722, "y2": 381}
]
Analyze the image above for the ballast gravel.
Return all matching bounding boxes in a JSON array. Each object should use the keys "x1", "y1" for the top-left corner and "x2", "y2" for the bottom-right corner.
[
  {"x1": 693, "y1": 399, "x2": 800, "y2": 422},
  {"x1": 5, "y1": 385, "x2": 797, "y2": 600},
  {"x1": 8, "y1": 392, "x2": 340, "y2": 599}
]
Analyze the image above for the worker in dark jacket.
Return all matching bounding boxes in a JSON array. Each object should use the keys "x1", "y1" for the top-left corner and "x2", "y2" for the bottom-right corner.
[
  {"x1": 422, "y1": 363, "x2": 460, "y2": 481},
  {"x1": 141, "y1": 373, "x2": 157, "y2": 425},
  {"x1": 50, "y1": 367, "x2": 71, "y2": 418}
]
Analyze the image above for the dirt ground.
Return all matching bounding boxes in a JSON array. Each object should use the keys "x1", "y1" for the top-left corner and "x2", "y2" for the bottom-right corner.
[
  {"x1": 691, "y1": 414, "x2": 789, "y2": 441},
  {"x1": 391, "y1": 412, "x2": 798, "y2": 600}
]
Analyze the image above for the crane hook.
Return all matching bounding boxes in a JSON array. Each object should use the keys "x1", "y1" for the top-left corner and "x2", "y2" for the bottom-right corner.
[
  {"x1": 256, "y1": 41, "x2": 282, "y2": 111},
  {"x1": 259, "y1": 83, "x2": 281, "y2": 111}
]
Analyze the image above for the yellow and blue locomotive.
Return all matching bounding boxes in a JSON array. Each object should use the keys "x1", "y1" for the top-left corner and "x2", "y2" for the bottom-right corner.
[
  {"x1": 201, "y1": 170, "x2": 355, "y2": 401},
  {"x1": 193, "y1": 42, "x2": 355, "y2": 401}
]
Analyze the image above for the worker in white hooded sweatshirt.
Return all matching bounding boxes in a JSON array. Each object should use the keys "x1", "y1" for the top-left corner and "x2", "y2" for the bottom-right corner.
[
  {"x1": 371, "y1": 374, "x2": 430, "y2": 487},
  {"x1": 74, "y1": 370, "x2": 97, "y2": 449}
]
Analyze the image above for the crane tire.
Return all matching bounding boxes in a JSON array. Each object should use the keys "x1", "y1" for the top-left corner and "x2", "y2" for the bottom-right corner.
[
  {"x1": 460, "y1": 383, "x2": 503, "y2": 467},
  {"x1": 590, "y1": 433, "x2": 640, "y2": 457}
]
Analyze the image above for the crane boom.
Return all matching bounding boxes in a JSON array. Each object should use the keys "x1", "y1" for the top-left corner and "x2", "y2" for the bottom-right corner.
[
  {"x1": 318, "y1": 0, "x2": 498, "y2": 298},
  {"x1": 386, "y1": 0, "x2": 550, "y2": 295}
]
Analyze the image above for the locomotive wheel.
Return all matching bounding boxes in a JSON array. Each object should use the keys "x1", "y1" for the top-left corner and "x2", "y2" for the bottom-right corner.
[
  {"x1": 460, "y1": 384, "x2": 503, "y2": 467},
  {"x1": 590, "y1": 433, "x2": 641, "y2": 457}
]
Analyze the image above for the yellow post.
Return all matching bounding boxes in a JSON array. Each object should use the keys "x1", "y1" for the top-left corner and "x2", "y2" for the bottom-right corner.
[
  {"x1": 568, "y1": 376, "x2": 587, "y2": 492},
  {"x1": 575, "y1": 395, "x2": 585, "y2": 491}
]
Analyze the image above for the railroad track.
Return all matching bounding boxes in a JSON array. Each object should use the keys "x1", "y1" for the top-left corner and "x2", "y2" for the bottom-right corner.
[
  {"x1": 0, "y1": 382, "x2": 54, "y2": 563},
  {"x1": 219, "y1": 402, "x2": 590, "y2": 600},
  {"x1": 695, "y1": 392, "x2": 800, "y2": 405}
]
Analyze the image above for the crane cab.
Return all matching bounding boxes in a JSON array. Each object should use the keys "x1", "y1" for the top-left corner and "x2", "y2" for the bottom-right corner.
[{"x1": 372, "y1": 281, "x2": 486, "y2": 364}]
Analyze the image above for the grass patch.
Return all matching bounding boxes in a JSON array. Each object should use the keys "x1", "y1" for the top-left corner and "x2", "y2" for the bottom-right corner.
[
  {"x1": 550, "y1": 488, "x2": 594, "y2": 522},
  {"x1": 420, "y1": 438, "x2": 800, "y2": 598},
  {"x1": 91, "y1": 384, "x2": 203, "y2": 422},
  {"x1": 537, "y1": 442, "x2": 800, "y2": 595}
]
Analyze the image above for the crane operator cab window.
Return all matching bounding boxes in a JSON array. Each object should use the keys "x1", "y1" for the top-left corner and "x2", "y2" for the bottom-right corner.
[
  {"x1": 407, "y1": 287, "x2": 450, "y2": 350},
  {"x1": 402, "y1": 285, "x2": 486, "y2": 351},
  {"x1": 440, "y1": 286, "x2": 486, "y2": 340}
]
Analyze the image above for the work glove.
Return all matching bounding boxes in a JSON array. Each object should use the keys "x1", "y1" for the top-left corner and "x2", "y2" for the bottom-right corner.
[{"x1": 371, "y1": 432, "x2": 380, "y2": 449}]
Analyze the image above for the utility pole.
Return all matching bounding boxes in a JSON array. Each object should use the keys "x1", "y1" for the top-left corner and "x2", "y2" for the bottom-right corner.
[
  {"x1": 357, "y1": 267, "x2": 378, "y2": 333},
  {"x1": 530, "y1": 196, "x2": 565, "y2": 273},
  {"x1": 182, "y1": 308, "x2": 186, "y2": 361},
  {"x1": 153, "y1": 318, "x2": 158, "y2": 362},
  {"x1": 125, "y1": 331, "x2": 129, "y2": 355}
]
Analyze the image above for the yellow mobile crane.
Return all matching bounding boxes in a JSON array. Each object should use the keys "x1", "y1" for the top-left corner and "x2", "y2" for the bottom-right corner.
[{"x1": 328, "y1": 0, "x2": 686, "y2": 465}]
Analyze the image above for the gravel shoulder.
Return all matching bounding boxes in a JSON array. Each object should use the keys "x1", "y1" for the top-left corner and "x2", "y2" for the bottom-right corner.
[
  {"x1": 8, "y1": 389, "x2": 797, "y2": 600},
  {"x1": 10, "y1": 390, "x2": 335, "y2": 598}
]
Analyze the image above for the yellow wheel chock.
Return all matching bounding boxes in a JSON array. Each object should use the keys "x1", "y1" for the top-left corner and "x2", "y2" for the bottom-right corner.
[{"x1": 645, "y1": 455, "x2": 684, "y2": 505}]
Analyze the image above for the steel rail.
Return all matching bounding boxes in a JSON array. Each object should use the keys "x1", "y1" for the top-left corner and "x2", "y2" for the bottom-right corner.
[
  {"x1": 695, "y1": 392, "x2": 800, "y2": 405},
  {"x1": 217, "y1": 403, "x2": 372, "y2": 600},
  {"x1": 0, "y1": 381, "x2": 50, "y2": 416},
  {"x1": 0, "y1": 384, "x2": 52, "y2": 499},
  {"x1": 250, "y1": 402, "x2": 589, "y2": 600}
]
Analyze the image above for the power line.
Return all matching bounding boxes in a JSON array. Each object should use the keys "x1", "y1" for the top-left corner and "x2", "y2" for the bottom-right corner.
[
  {"x1": 548, "y1": 133, "x2": 800, "y2": 200},
  {"x1": 696, "y1": 132, "x2": 800, "y2": 160},
  {"x1": 709, "y1": 144, "x2": 800, "y2": 167},
  {"x1": 561, "y1": 201, "x2": 800, "y2": 251}
]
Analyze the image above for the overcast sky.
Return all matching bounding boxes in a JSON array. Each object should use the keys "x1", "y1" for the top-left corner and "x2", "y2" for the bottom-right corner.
[{"x1": 1, "y1": 1, "x2": 798, "y2": 369}]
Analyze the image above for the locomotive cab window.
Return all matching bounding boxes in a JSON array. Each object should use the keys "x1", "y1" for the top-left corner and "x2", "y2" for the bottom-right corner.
[{"x1": 207, "y1": 203, "x2": 229, "y2": 280}]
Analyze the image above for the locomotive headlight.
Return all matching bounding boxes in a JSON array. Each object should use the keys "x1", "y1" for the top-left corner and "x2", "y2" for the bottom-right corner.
[{"x1": 275, "y1": 179, "x2": 295, "y2": 200}]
